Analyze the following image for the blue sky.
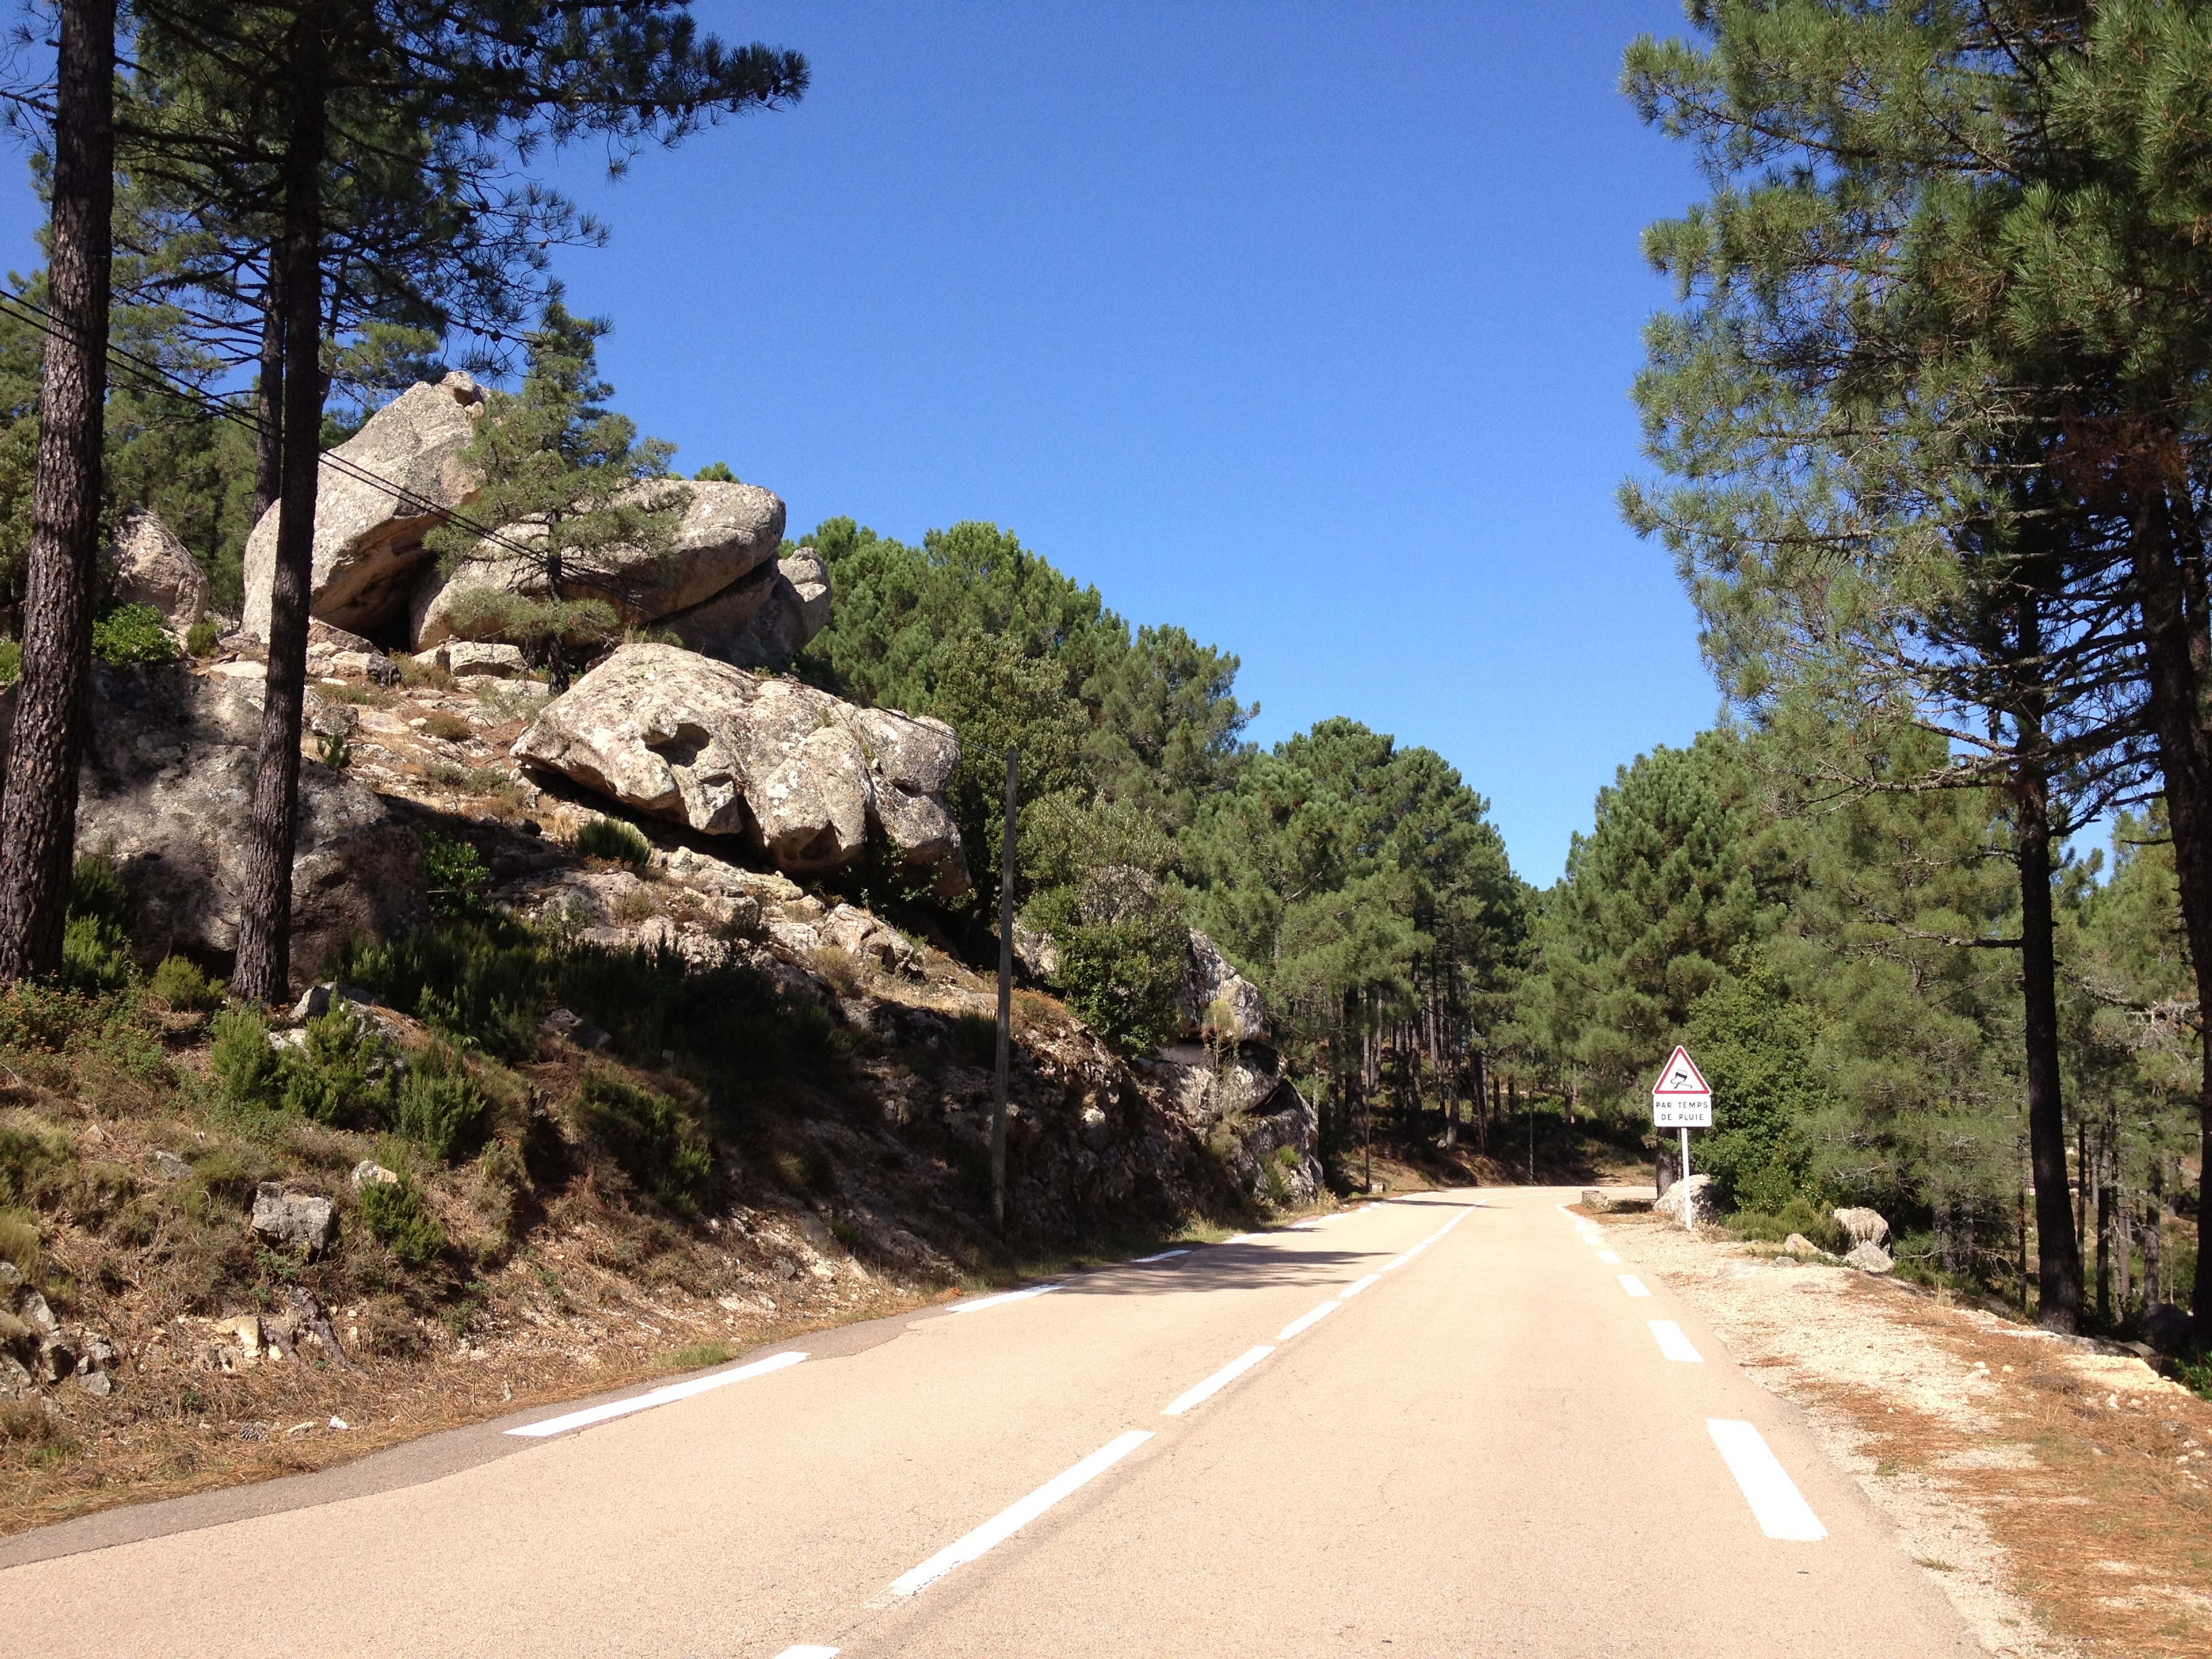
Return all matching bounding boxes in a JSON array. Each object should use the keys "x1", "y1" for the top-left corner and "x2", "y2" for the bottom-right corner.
[{"x1": 3, "y1": 1, "x2": 1717, "y2": 884}]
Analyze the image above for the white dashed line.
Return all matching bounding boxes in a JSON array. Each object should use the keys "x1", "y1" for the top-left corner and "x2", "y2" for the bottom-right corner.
[
  {"x1": 1339, "y1": 1274, "x2": 1381, "y2": 1300},
  {"x1": 947, "y1": 1284, "x2": 1063, "y2": 1315},
  {"x1": 505, "y1": 1350, "x2": 806, "y2": 1439},
  {"x1": 1618, "y1": 1275, "x2": 1652, "y2": 1298},
  {"x1": 1380, "y1": 1254, "x2": 1414, "y2": 1272},
  {"x1": 1598, "y1": 1251, "x2": 1621, "y2": 1265},
  {"x1": 1163, "y1": 1345, "x2": 1275, "y2": 1416},
  {"x1": 774, "y1": 1647, "x2": 839, "y2": 1658},
  {"x1": 1707, "y1": 1420, "x2": 1827, "y2": 1540},
  {"x1": 890, "y1": 1429, "x2": 1155, "y2": 1596},
  {"x1": 1130, "y1": 1249, "x2": 1189, "y2": 1264},
  {"x1": 1277, "y1": 1302, "x2": 1338, "y2": 1340},
  {"x1": 1647, "y1": 1320, "x2": 1703, "y2": 1361}
]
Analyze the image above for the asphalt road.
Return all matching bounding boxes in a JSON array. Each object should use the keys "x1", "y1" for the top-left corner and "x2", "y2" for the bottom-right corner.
[{"x1": 0, "y1": 1188, "x2": 1978, "y2": 1658}]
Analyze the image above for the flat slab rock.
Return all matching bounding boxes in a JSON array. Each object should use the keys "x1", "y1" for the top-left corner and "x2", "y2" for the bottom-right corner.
[{"x1": 512, "y1": 642, "x2": 969, "y2": 897}]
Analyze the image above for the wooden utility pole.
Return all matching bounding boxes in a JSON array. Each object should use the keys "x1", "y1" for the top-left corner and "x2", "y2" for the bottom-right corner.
[{"x1": 991, "y1": 747, "x2": 1018, "y2": 1231}]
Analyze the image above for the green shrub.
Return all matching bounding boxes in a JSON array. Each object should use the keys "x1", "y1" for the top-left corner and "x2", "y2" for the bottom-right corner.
[
  {"x1": 0, "y1": 1208, "x2": 39, "y2": 1276},
  {"x1": 1726, "y1": 1195, "x2": 1843, "y2": 1252},
  {"x1": 184, "y1": 619, "x2": 220, "y2": 657},
  {"x1": 60, "y1": 851, "x2": 136, "y2": 993},
  {"x1": 90, "y1": 602, "x2": 179, "y2": 665},
  {"x1": 359, "y1": 1176, "x2": 445, "y2": 1267},
  {"x1": 949, "y1": 1010, "x2": 998, "y2": 1065},
  {"x1": 209, "y1": 1006, "x2": 284, "y2": 1109},
  {"x1": 0, "y1": 1124, "x2": 72, "y2": 1212},
  {"x1": 148, "y1": 955, "x2": 218, "y2": 1011},
  {"x1": 316, "y1": 730, "x2": 352, "y2": 771},
  {"x1": 394, "y1": 1042, "x2": 487, "y2": 1162},
  {"x1": 424, "y1": 710, "x2": 472, "y2": 742},
  {"x1": 0, "y1": 638, "x2": 18, "y2": 682},
  {"x1": 1050, "y1": 914, "x2": 1185, "y2": 1052},
  {"x1": 188, "y1": 1143, "x2": 271, "y2": 1212},
  {"x1": 421, "y1": 831, "x2": 491, "y2": 921},
  {"x1": 572, "y1": 1066, "x2": 712, "y2": 1216},
  {"x1": 574, "y1": 817, "x2": 652, "y2": 869},
  {"x1": 281, "y1": 1008, "x2": 392, "y2": 1129}
]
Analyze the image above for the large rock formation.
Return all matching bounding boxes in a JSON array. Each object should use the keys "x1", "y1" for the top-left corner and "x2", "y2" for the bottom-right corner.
[
  {"x1": 66, "y1": 663, "x2": 428, "y2": 984},
  {"x1": 241, "y1": 372, "x2": 487, "y2": 640},
  {"x1": 409, "y1": 480, "x2": 787, "y2": 652},
  {"x1": 104, "y1": 509, "x2": 211, "y2": 625},
  {"x1": 664, "y1": 548, "x2": 832, "y2": 669},
  {"x1": 512, "y1": 642, "x2": 968, "y2": 897},
  {"x1": 1177, "y1": 928, "x2": 1268, "y2": 1042}
]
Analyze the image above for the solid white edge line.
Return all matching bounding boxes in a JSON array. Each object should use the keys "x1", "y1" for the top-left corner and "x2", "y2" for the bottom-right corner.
[
  {"x1": 1598, "y1": 1251, "x2": 1622, "y2": 1265},
  {"x1": 1648, "y1": 1319, "x2": 1704, "y2": 1362},
  {"x1": 1339, "y1": 1273, "x2": 1381, "y2": 1300},
  {"x1": 504, "y1": 1350, "x2": 806, "y2": 1439},
  {"x1": 1706, "y1": 1419, "x2": 1827, "y2": 1540},
  {"x1": 1618, "y1": 1275, "x2": 1652, "y2": 1298},
  {"x1": 1131, "y1": 1248, "x2": 1189, "y2": 1264},
  {"x1": 947, "y1": 1283, "x2": 1063, "y2": 1315},
  {"x1": 890, "y1": 1429, "x2": 1155, "y2": 1596},
  {"x1": 1162, "y1": 1345, "x2": 1275, "y2": 1416},
  {"x1": 1277, "y1": 1301, "x2": 1339, "y2": 1341}
]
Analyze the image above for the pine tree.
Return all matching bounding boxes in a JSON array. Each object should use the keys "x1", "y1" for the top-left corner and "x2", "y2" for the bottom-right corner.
[{"x1": 425, "y1": 293, "x2": 684, "y2": 692}]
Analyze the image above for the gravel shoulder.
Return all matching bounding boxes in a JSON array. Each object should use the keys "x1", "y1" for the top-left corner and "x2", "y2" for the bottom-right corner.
[{"x1": 1597, "y1": 1206, "x2": 2212, "y2": 1659}]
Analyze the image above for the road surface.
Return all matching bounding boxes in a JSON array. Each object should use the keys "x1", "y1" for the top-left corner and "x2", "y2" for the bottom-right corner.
[{"x1": 0, "y1": 1187, "x2": 1976, "y2": 1657}]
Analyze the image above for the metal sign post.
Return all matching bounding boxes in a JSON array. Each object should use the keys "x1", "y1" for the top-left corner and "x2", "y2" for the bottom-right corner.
[{"x1": 1650, "y1": 1044, "x2": 1713, "y2": 1231}]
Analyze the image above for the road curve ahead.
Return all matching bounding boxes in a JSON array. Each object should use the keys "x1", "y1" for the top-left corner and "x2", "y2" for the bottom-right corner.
[{"x1": 0, "y1": 1189, "x2": 1975, "y2": 1658}]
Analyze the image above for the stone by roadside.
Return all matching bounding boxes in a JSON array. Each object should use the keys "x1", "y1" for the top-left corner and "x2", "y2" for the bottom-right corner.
[{"x1": 1594, "y1": 1209, "x2": 2212, "y2": 1658}]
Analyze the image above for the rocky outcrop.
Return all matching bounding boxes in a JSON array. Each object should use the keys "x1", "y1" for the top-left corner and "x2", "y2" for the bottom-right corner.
[
  {"x1": 1655, "y1": 1172, "x2": 1720, "y2": 1227},
  {"x1": 1832, "y1": 1206, "x2": 1891, "y2": 1248},
  {"x1": 1843, "y1": 1240, "x2": 1895, "y2": 1274},
  {"x1": 104, "y1": 509, "x2": 210, "y2": 625},
  {"x1": 241, "y1": 372, "x2": 487, "y2": 640},
  {"x1": 66, "y1": 662, "x2": 428, "y2": 985},
  {"x1": 250, "y1": 1185, "x2": 337, "y2": 1253},
  {"x1": 665, "y1": 548, "x2": 832, "y2": 670},
  {"x1": 408, "y1": 480, "x2": 786, "y2": 652},
  {"x1": 1177, "y1": 928, "x2": 1267, "y2": 1042},
  {"x1": 512, "y1": 642, "x2": 968, "y2": 897},
  {"x1": 1143, "y1": 1044, "x2": 1323, "y2": 1208}
]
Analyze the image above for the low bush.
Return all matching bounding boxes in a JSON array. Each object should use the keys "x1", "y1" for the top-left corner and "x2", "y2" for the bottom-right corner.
[
  {"x1": 209, "y1": 1006, "x2": 284, "y2": 1110},
  {"x1": 0, "y1": 1208, "x2": 39, "y2": 1276},
  {"x1": 359, "y1": 1176, "x2": 446, "y2": 1267},
  {"x1": 0, "y1": 1123, "x2": 74, "y2": 1210},
  {"x1": 280, "y1": 1009, "x2": 392, "y2": 1129},
  {"x1": 183, "y1": 619, "x2": 220, "y2": 657},
  {"x1": 812, "y1": 945, "x2": 861, "y2": 997},
  {"x1": 148, "y1": 956, "x2": 220, "y2": 1011},
  {"x1": 1725, "y1": 1195, "x2": 1843, "y2": 1252},
  {"x1": 394, "y1": 1042, "x2": 487, "y2": 1162},
  {"x1": 90, "y1": 603, "x2": 178, "y2": 665},
  {"x1": 949, "y1": 1010, "x2": 998, "y2": 1065},
  {"x1": 0, "y1": 638, "x2": 18, "y2": 682},
  {"x1": 424, "y1": 710, "x2": 473, "y2": 743},
  {"x1": 352, "y1": 1292, "x2": 424, "y2": 1357},
  {"x1": 421, "y1": 832, "x2": 491, "y2": 922},
  {"x1": 62, "y1": 852, "x2": 137, "y2": 994},
  {"x1": 572, "y1": 1066, "x2": 712, "y2": 1216},
  {"x1": 574, "y1": 816, "x2": 652, "y2": 869},
  {"x1": 188, "y1": 1144, "x2": 273, "y2": 1212}
]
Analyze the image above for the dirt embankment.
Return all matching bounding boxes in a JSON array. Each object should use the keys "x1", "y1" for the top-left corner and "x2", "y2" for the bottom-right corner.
[{"x1": 1597, "y1": 1209, "x2": 2212, "y2": 1658}]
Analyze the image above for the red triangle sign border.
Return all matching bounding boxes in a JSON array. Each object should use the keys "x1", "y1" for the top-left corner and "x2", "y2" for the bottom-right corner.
[{"x1": 1652, "y1": 1044, "x2": 1711, "y2": 1096}]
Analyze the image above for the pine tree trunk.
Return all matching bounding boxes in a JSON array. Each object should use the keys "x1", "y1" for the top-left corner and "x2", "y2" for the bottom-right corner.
[
  {"x1": 0, "y1": 0, "x2": 115, "y2": 982},
  {"x1": 253, "y1": 251, "x2": 284, "y2": 524},
  {"x1": 2131, "y1": 485, "x2": 2212, "y2": 1343},
  {"x1": 2015, "y1": 739, "x2": 2084, "y2": 1331},
  {"x1": 230, "y1": 15, "x2": 328, "y2": 1004}
]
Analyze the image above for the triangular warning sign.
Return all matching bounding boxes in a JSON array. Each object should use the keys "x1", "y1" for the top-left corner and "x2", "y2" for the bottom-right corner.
[{"x1": 1652, "y1": 1045, "x2": 1710, "y2": 1097}]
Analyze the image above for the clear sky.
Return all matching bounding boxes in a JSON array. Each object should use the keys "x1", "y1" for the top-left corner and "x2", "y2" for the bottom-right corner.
[{"x1": 2, "y1": 1, "x2": 1718, "y2": 885}]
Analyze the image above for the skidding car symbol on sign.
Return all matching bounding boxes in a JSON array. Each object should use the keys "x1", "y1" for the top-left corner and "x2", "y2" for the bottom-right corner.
[{"x1": 1650, "y1": 1044, "x2": 1713, "y2": 1128}]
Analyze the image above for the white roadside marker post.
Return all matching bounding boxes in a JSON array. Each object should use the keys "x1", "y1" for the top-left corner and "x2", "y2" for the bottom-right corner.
[{"x1": 1650, "y1": 1044, "x2": 1712, "y2": 1232}]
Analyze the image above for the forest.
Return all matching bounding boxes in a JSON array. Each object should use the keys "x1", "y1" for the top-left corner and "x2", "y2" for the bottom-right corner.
[{"x1": 0, "y1": 2, "x2": 2206, "y2": 1356}]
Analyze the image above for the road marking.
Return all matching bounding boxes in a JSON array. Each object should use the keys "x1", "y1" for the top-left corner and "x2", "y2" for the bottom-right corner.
[
  {"x1": 1339, "y1": 1273, "x2": 1381, "y2": 1299},
  {"x1": 1380, "y1": 1253, "x2": 1414, "y2": 1272},
  {"x1": 1163, "y1": 1345, "x2": 1275, "y2": 1416},
  {"x1": 947, "y1": 1284, "x2": 1063, "y2": 1315},
  {"x1": 1131, "y1": 1248, "x2": 1189, "y2": 1264},
  {"x1": 773, "y1": 1648, "x2": 839, "y2": 1658},
  {"x1": 1278, "y1": 1301, "x2": 1339, "y2": 1340},
  {"x1": 1707, "y1": 1420, "x2": 1827, "y2": 1540},
  {"x1": 1598, "y1": 1251, "x2": 1621, "y2": 1264},
  {"x1": 1618, "y1": 1275, "x2": 1651, "y2": 1298},
  {"x1": 505, "y1": 1350, "x2": 806, "y2": 1439},
  {"x1": 890, "y1": 1429, "x2": 1155, "y2": 1596},
  {"x1": 1648, "y1": 1320, "x2": 1703, "y2": 1361},
  {"x1": 1224, "y1": 1232, "x2": 1265, "y2": 1244}
]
